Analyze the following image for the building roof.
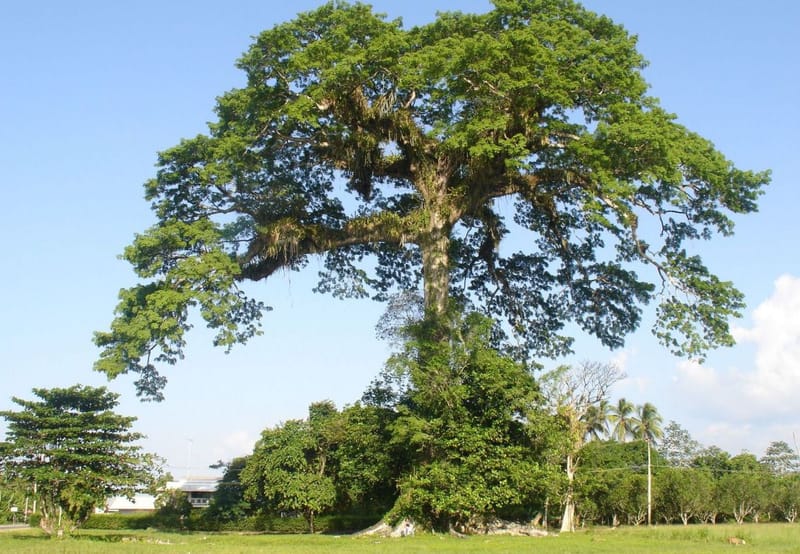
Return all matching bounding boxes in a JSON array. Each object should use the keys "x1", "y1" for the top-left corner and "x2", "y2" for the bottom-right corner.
[
  {"x1": 168, "y1": 476, "x2": 221, "y2": 493},
  {"x1": 103, "y1": 494, "x2": 157, "y2": 512}
]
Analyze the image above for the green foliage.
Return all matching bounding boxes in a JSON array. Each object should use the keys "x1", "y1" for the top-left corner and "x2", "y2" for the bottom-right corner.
[
  {"x1": 0, "y1": 385, "x2": 161, "y2": 534},
  {"x1": 760, "y1": 441, "x2": 800, "y2": 476},
  {"x1": 692, "y1": 445, "x2": 733, "y2": 479},
  {"x1": 27, "y1": 513, "x2": 41, "y2": 528},
  {"x1": 770, "y1": 474, "x2": 800, "y2": 523},
  {"x1": 659, "y1": 421, "x2": 701, "y2": 468},
  {"x1": 574, "y1": 440, "x2": 665, "y2": 526},
  {"x1": 241, "y1": 419, "x2": 337, "y2": 533},
  {"x1": 386, "y1": 312, "x2": 563, "y2": 529},
  {"x1": 83, "y1": 513, "x2": 156, "y2": 530},
  {"x1": 96, "y1": 0, "x2": 769, "y2": 400},
  {"x1": 333, "y1": 404, "x2": 401, "y2": 515},
  {"x1": 204, "y1": 457, "x2": 250, "y2": 523},
  {"x1": 0, "y1": 472, "x2": 26, "y2": 524},
  {"x1": 655, "y1": 467, "x2": 714, "y2": 524},
  {"x1": 155, "y1": 489, "x2": 192, "y2": 528},
  {"x1": 717, "y1": 456, "x2": 771, "y2": 524}
]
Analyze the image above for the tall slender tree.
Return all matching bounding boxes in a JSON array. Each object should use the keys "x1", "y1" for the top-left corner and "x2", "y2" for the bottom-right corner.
[
  {"x1": 92, "y1": 0, "x2": 768, "y2": 400},
  {"x1": 540, "y1": 361, "x2": 623, "y2": 532}
]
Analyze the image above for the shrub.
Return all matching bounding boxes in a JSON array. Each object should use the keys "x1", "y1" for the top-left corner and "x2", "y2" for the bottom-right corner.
[{"x1": 84, "y1": 513, "x2": 155, "y2": 530}]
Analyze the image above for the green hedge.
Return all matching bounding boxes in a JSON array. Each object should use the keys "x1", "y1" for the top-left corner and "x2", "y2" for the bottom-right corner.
[
  {"x1": 84, "y1": 513, "x2": 156, "y2": 530},
  {"x1": 84, "y1": 512, "x2": 381, "y2": 534}
]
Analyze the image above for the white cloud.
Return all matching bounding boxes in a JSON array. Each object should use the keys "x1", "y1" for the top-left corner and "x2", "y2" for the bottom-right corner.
[
  {"x1": 731, "y1": 274, "x2": 800, "y2": 408},
  {"x1": 608, "y1": 348, "x2": 654, "y2": 397},
  {"x1": 610, "y1": 349, "x2": 631, "y2": 374},
  {"x1": 211, "y1": 430, "x2": 257, "y2": 463},
  {"x1": 670, "y1": 274, "x2": 800, "y2": 453}
]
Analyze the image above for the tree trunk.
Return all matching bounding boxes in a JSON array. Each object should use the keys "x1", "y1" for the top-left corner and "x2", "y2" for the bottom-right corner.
[
  {"x1": 420, "y1": 215, "x2": 451, "y2": 319},
  {"x1": 560, "y1": 454, "x2": 576, "y2": 532}
]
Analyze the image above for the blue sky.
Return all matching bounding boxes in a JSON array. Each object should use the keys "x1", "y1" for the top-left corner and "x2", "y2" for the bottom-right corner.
[{"x1": 1, "y1": 1, "x2": 798, "y2": 477}]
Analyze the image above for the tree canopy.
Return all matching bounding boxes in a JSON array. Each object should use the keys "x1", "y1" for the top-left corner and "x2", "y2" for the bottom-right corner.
[
  {"x1": 0, "y1": 385, "x2": 160, "y2": 533},
  {"x1": 95, "y1": 0, "x2": 768, "y2": 399}
]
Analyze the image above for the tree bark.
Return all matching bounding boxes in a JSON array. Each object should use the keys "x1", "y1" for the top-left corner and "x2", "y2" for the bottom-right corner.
[
  {"x1": 421, "y1": 219, "x2": 451, "y2": 318},
  {"x1": 560, "y1": 453, "x2": 576, "y2": 532},
  {"x1": 418, "y1": 159, "x2": 457, "y2": 320}
]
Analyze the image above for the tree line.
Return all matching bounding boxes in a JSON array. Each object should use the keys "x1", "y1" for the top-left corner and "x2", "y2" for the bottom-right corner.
[
  {"x1": 195, "y1": 317, "x2": 798, "y2": 533},
  {"x1": 2, "y1": 315, "x2": 798, "y2": 534}
]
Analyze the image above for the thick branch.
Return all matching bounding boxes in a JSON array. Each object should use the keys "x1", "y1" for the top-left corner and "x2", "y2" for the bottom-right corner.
[{"x1": 239, "y1": 210, "x2": 422, "y2": 281}]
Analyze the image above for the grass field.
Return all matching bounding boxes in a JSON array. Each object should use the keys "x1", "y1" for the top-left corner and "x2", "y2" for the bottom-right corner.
[{"x1": 1, "y1": 523, "x2": 798, "y2": 553}]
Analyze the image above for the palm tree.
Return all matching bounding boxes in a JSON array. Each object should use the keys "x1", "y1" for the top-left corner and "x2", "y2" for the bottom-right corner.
[
  {"x1": 633, "y1": 402, "x2": 663, "y2": 444},
  {"x1": 581, "y1": 399, "x2": 610, "y2": 441},
  {"x1": 608, "y1": 398, "x2": 635, "y2": 442}
]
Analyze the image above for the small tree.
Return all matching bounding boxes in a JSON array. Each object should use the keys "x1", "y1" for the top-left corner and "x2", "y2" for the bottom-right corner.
[
  {"x1": 205, "y1": 457, "x2": 251, "y2": 524},
  {"x1": 0, "y1": 385, "x2": 160, "y2": 534},
  {"x1": 155, "y1": 489, "x2": 192, "y2": 528},
  {"x1": 772, "y1": 474, "x2": 800, "y2": 523},
  {"x1": 655, "y1": 467, "x2": 713, "y2": 524},
  {"x1": 387, "y1": 312, "x2": 562, "y2": 531},
  {"x1": 718, "y1": 454, "x2": 769, "y2": 524},
  {"x1": 241, "y1": 418, "x2": 336, "y2": 533}
]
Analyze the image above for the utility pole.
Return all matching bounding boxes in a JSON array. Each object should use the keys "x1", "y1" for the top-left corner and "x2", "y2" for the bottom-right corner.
[{"x1": 647, "y1": 438, "x2": 652, "y2": 527}]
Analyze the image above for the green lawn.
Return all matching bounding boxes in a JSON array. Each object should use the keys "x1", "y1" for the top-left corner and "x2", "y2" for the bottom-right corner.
[{"x1": 2, "y1": 524, "x2": 798, "y2": 553}]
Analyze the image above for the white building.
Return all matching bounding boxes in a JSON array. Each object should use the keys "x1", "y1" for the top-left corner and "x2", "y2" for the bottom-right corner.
[{"x1": 101, "y1": 476, "x2": 221, "y2": 513}]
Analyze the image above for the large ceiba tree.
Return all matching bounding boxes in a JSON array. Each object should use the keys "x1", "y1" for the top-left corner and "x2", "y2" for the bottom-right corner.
[{"x1": 95, "y1": 0, "x2": 768, "y2": 400}]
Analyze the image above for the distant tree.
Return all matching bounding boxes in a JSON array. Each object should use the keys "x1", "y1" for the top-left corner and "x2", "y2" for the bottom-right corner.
[
  {"x1": 333, "y1": 403, "x2": 401, "y2": 515},
  {"x1": 241, "y1": 418, "x2": 336, "y2": 533},
  {"x1": 93, "y1": 0, "x2": 768, "y2": 401},
  {"x1": 771, "y1": 474, "x2": 800, "y2": 523},
  {"x1": 655, "y1": 467, "x2": 713, "y2": 525},
  {"x1": 0, "y1": 385, "x2": 160, "y2": 534},
  {"x1": 632, "y1": 402, "x2": 663, "y2": 445},
  {"x1": 609, "y1": 473, "x2": 648, "y2": 526},
  {"x1": 659, "y1": 421, "x2": 702, "y2": 468},
  {"x1": 760, "y1": 440, "x2": 800, "y2": 476},
  {"x1": 539, "y1": 361, "x2": 624, "y2": 532},
  {"x1": 574, "y1": 440, "x2": 661, "y2": 527},
  {"x1": 582, "y1": 400, "x2": 611, "y2": 442},
  {"x1": 608, "y1": 398, "x2": 636, "y2": 443},
  {"x1": 718, "y1": 454, "x2": 769, "y2": 524},
  {"x1": 205, "y1": 457, "x2": 251, "y2": 523},
  {"x1": 692, "y1": 445, "x2": 732, "y2": 479}
]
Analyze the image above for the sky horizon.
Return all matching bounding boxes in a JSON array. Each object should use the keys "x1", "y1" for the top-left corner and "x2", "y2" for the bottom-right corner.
[{"x1": 2, "y1": 0, "x2": 798, "y2": 478}]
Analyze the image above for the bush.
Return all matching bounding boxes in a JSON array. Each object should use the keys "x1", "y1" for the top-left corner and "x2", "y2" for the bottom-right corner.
[
  {"x1": 83, "y1": 511, "x2": 381, "y2": 534},
  {"x1": 28, "y1": 514, "x2": 41, "y2": 528},
  {"x1": 84, "y1": 513, "x2": 155, "y2": 530}
]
